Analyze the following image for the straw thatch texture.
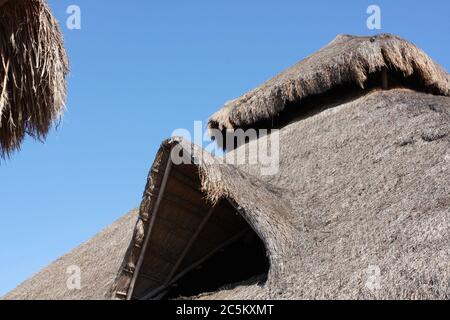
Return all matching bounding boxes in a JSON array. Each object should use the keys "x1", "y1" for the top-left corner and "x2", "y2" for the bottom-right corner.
[
  {"x1": 4, "y1": 90, "x2": 450, "y2": 300},
  {"x1": 208, "y1": 34, "x2": 449, "y2": 132},
  {"x1": 3, "y1": 34, "x2": 450, "y2": 300},
  {"x1": 448, "y1": 73, "x2": 450, "y2": 91},
  {"x1": 201, "y1": 89, "x2": 450, "y2": 299},
  {"x1": 2, "y1": 210, "x2": 138, "y2": 300},
  {"x1": 0, "y1": 0, "x2": 69, "y2": 158},
  {"x1": 111, "y1": 138, "x2": 297, "y2": 299}
]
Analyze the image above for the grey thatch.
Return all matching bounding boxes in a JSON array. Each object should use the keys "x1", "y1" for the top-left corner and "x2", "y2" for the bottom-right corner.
[
  {"x1": 204, "y1": 89, "x2": 450, "y2": 299},
  {"x1": 3, "y1": 210, "x2": 138, "y2": 300},
  {"x1": 3, "y1": 34, "x2": 450, "y2": 300},
  {"x1": 0, "y1": 0, "x2": 69, "y2": 158},
  {"x1": 208, "y1": 34, "x2": 449, "y2": 132}
]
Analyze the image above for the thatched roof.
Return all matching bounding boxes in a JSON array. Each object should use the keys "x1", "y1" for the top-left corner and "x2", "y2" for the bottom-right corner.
[
  {"x1": 3, "y1": 34, "x2": 450, "y2": 300},
  {"x1": 209, "y1": 89, "x2": 450, "y2": 299},
  {"x1": 0, "y1": 0, "x2": 69, "y2": 158},
  {"x1": 3, "y1": 210, "x2": 138, "y2": 300},
  {"x1": 4, "y1": 89, "x2": 450, "y2": 300},
  {"x1": 111, "y1": 138, "x2": 295, "y2": 300},
  {"x1": 208, "y1": 34, "x2": 449, "y2": 132}
]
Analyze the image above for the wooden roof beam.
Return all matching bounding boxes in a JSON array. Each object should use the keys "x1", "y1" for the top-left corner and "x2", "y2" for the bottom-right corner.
[
  {"x1": 140, "y1": 228, "x2": 249, "y2": 300},
  {"x1": 164, "y1": 205, "x2": 217, "y2": 284},
  {"x1": 127, "y1": 159, "x2": 173, "y2": 300}
]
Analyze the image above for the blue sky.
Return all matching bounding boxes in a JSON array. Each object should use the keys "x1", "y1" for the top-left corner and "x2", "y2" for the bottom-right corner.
[{"x1": 0, "y1": 0, "x2": 449, "y2": 297}]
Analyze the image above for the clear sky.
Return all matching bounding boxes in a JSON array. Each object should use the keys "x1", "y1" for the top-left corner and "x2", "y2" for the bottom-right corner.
[{"x1": 0, "y1": 0, "x2": 449, "y2": 297}]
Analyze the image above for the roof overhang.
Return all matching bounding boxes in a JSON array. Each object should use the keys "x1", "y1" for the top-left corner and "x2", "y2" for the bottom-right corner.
[{"x1": 112, "y1": 138, "x2": 297, "y2": 299}]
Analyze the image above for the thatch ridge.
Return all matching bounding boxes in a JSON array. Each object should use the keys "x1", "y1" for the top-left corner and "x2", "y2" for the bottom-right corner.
[
  {"x1": 0, "y1": 0, "x2": 69, "y2": 158},
  {"x1": 208, "y1": 34, "x2": 449, "y2": 132}
]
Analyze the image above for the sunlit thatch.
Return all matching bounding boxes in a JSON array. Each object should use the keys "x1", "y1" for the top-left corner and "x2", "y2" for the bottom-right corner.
[
  {"x1": 0, "y1": 0, "x2": 69, "y2": 158},
  {"x1": 4, "y1": 34, "x2": 450, "y2": 300},
  {"x1": 208, "y1": 34, "x2": 449, "y2": 132}
]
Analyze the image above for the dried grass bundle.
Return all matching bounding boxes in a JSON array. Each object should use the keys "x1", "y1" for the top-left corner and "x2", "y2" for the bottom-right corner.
[
  {"x1": 208, "y1": 34, "x2": 449, "y2": 132},
  {"x1": 0, "y1": 0, "x2": 69, "y2": 158}
]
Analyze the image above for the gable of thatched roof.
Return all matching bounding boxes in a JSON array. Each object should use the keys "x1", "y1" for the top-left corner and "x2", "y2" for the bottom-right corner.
[
  {"x1": 0, "y1": 0, "x2": 69, "y2": 158},
  {"x1": 112, "y1": 138, "x2": 296, "y2": 300},
  {"x1": 208, "y1": 34, "x2": 449, "y2": 132}
]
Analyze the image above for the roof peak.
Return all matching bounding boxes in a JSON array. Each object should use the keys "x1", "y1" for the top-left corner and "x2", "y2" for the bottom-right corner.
[
  {"x1": 208, "y1": 34, "x2": 449, "y2": 132},
  {"x1": 332, "y1": 33, "x2": 398, "y2": 41}
]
